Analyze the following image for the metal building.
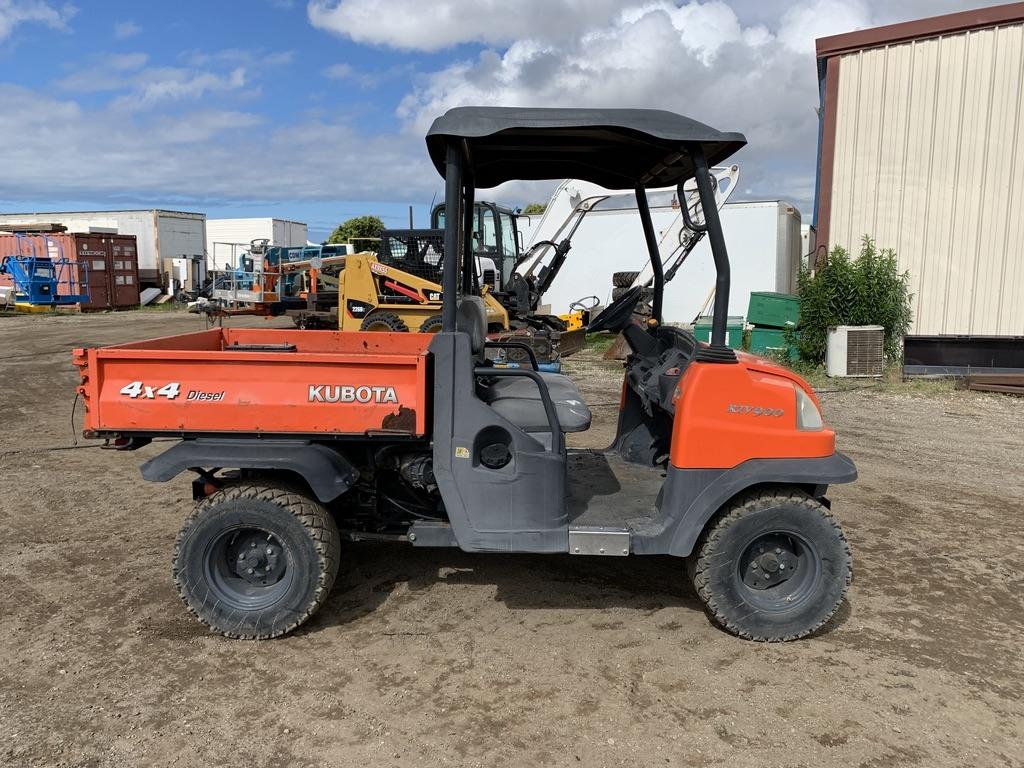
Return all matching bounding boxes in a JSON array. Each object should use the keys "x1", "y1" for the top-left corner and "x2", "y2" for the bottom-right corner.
[
  {"x1": 814, "y1": 3, "x2": 1024, "y2": 342},
  {"x1": 206, "y1": 218, "x2": 308, "y2": 269},
  {"x1": 0, "y1": 209, "x2": 206, "y2": 292}
]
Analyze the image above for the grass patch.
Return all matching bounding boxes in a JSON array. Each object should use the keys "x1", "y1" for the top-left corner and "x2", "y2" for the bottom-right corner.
[
  {"x1": 766, "y1": 359, "x2": 960, "y2": 396},
  {"x1": 138, "y1": 301, "x2": 185, "y2": 313},
  {"x1": 585, "y1": 332, "x2": 618, "y2": 354}
]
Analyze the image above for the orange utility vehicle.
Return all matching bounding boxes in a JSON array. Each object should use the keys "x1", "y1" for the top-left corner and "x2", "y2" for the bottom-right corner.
[{"x1": 74, "y1": 108, "x2": 856, "y2": 642}]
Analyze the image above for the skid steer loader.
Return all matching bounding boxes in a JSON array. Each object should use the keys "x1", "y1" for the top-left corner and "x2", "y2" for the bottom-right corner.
[{"x1": 74, "y1": 106, "x2": 856, "y2": 643}]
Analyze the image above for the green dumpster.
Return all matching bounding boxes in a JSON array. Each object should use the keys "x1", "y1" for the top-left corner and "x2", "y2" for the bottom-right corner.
[
  {"x1": 749, "y1": 327, "x2": 798, "y2": 361},
  {"x1": 747, "y1": 292, "x2": 799, "y2": 329},
  {"x1": 693, "y1": 316, "x2": 745, "y2": 350}
]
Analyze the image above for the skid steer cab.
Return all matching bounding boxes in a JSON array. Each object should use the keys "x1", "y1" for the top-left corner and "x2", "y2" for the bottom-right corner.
[{"x1": 73, "y1": 107, "x2": 856, "y2": 642}]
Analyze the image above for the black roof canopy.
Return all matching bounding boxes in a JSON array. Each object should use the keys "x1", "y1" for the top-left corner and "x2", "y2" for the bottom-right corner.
[{"x1": 426, "y1": 107, "x2": 746, "y2": 189}]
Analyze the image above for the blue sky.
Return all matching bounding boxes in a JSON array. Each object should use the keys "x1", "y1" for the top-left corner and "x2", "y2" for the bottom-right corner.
[{"x1": 0, "y1": 0, "x2": 994, "y2": 241}]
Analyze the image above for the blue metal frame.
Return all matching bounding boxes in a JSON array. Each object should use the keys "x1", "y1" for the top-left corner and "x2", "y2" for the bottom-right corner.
[{"x1": 0, "y1": 234, "x2": 90, "y2": 306}]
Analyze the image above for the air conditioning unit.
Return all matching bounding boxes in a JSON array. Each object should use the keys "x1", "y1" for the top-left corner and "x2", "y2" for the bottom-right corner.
[{"x1": 827, "y1": 325, "x2": 884, "y2": 377}]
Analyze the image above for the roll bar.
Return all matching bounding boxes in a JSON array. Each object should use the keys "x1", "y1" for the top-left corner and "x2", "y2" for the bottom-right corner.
[
  {"x1": 439, "y1": 136, "x2": 732, "y2": 349},
  {"x1": 689, "y1": 144, "x2": 731, "y2": 348},
  {"x1": 634, "y1": 185, "x2": 664, "y2": 325},
  {"x1": 442, "y1": 142, "x2": 463, "y2": 332}
]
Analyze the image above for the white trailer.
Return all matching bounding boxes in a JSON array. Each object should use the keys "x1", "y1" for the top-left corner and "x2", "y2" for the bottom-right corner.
[
  {"x1": 526, "y1": 192, "x2": 801, "y2": 323},
  {"x1": 0, "y1": 209, "x2": 206, "y2": 291},
  {"x1": 206, "y1": 218, "x2": 308, "y2": 269}
]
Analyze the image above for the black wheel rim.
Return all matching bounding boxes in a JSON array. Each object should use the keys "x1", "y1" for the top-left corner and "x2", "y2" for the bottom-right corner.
[
  {"x1": 204, "y1": 526, "x2": 292, "y2": 610},
  {"x1": 737, "y1": 530, "x2": 821, "y2": 612}
]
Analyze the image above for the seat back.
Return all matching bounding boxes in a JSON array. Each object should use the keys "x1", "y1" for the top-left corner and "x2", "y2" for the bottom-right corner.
[{"x1": 456, "y1": 296, "x2": 487, "y2": 357}]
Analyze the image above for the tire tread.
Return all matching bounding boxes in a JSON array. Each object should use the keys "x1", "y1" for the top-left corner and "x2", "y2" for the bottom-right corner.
[
  {"x1": 691, "y1": 488, "x2": 851, "y2": 642},
  {"x1": 171, "y1": 482, "x2": 341, "y2": 640}
]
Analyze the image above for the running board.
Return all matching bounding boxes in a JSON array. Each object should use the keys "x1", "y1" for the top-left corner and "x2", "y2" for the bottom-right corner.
[{"x1": 569, "y1": 526, "x2": 630, "y2": 556}]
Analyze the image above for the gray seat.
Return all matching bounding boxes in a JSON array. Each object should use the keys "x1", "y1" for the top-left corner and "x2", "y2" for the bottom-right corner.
[
  {"x1": 484, "y1": 377, "x2": 592, "y2": 433},
  {"x1": 456, "y1": 297, "x2": 592, "y2": 434}
]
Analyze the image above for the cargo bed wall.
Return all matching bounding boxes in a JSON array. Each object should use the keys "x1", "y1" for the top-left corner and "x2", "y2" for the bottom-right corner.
[{"x1": 74, "y1": 328, "x2": 431, "y2": 437}]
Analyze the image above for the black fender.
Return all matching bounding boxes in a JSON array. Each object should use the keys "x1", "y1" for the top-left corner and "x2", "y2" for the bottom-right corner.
[
  {"x1": 140, "y1": 439, "x2": 358, "y2": 503},
  {"x1": 636, "y1": 452, "x2": 857, "y2": 557}
]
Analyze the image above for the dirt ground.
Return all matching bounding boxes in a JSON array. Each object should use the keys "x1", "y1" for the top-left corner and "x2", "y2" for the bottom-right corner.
[{"x1": 1, "y1": 310, "x2": 1022, "y2": 768}]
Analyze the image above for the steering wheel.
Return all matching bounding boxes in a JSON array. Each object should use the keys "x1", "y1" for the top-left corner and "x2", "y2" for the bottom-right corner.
[{"x1": 586, "y1": 286, "x2": 645, "y2": 333}]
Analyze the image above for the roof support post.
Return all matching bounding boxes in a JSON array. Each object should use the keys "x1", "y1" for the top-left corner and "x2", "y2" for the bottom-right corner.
[
  {"x1": 634, "y1": 185, "x2": 664, "y2": 325},
  {"x1": 691, "y1": 144, "x2": 730, "y2": 348},
  {"x1": 461, "y1": 179, "x2": 476, "y2": 295},
  {"x1": 441, "y1": 140, "x2": 463, "y2": 332}
]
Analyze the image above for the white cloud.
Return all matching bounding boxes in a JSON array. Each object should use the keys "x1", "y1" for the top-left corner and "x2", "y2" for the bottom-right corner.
[
  {"x1": 308, "y1": 0, "x2": 628, "y2": 51},
  {"x1": 0, "y1": 0, "x2": 76, "y2": 41},
  {"x1": 54, "y1": 49, "x2": 288, "y2": 108},
  {"x1": 323, "y1": 62, "x2": 353, "y2": 79},
  {"x1": 113, "y1": 19, "x2": 140, "y2": 39},
  {"x1": 55, "y1": 52, "x2": 149, "y2": 92},
  {"x1": 777, "y1": 0, "x2": 871, "y2": 54},
  {"x1": 2, "y1": 0, "x2": 999, "y2": 213},
  {"x1": 0, "y1": 84, "x2": 433, "y2": 203},
  {"x1": 117, "y1": 66, "x2": 248, "y2": 108},
  {"x1": 387, "y1": 0, "x2": 975, "y2": 208}
]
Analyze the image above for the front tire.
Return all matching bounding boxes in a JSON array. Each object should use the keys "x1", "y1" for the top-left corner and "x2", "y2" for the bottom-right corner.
[
  {"x1": 360, "y1": 311, "x2": 408, "y2": 332},
  {"x1": 172, "y1": 483, "x2": 341, "y2": 639},
  {"x1": 690, "y1": 489, "x2": 851, "y2": 642}
]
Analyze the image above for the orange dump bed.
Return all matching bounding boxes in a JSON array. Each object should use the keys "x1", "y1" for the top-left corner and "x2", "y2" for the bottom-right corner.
[{"x1": 73, "y1": 328, "x2": 432, "y2": 438}]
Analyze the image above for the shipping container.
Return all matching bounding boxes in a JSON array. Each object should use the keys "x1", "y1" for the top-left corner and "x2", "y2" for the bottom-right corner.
[
  {"x1": 206, "y1": 218, "x2": 308, "y2": 269},
  {"x1": 0, "y1": 232, "x2": 140, "y2": 310},
  {"x1": 0, "y1": 210, "x2": 205, "y2": 291}
]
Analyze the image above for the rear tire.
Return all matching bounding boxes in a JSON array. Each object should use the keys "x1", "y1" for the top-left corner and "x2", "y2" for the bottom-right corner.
[
  {"x1": 418, "y1": 314, "x2": 443, "y2": 333},
  {"x1": 172, "y1": 483, "x2": 341, "y2": 639},
  {"x1": 360, "y1": 312, "x2": 408, "y2": 332},
  {"x1": 612, "y1": 270, "x2": 639, "y2": 287},
  {"x1": 690, "y1": 489, "x2": 851, "y2": 642}
]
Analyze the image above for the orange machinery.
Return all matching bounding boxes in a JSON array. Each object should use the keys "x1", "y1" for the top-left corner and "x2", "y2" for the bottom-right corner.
[{"x1": 71, "y1": 107, "x2": 857, "y2": 645}]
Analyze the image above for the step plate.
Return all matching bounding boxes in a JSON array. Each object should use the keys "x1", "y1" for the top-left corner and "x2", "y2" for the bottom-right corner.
[{"x1": 569, "y1": 526, "x2": 630, "y2": 556}]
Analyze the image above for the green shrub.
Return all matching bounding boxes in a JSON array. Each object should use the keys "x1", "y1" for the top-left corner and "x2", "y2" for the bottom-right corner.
[
  {"x1": 790, "y1": 236, "x2": 912, "y2": 364},
  {"x1": 325, "y1": 215, "x2": 384, "y2": 252}
]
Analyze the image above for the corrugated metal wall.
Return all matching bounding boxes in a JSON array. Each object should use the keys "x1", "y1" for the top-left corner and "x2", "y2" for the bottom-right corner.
[{"x1": 828, "y1": 23, "x2": 1024, "y2": 335}]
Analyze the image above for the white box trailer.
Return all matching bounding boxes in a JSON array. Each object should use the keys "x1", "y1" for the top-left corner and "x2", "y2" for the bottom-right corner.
[
  {"x1": 535, "y1": 199, "x2": 802, "y2": 323},
  {"x1": 206, "y1": 218, "x2": 308, "y2": 269},
  {"x1": 0, "y1": 209, "x2": 206, "y2": 291}
]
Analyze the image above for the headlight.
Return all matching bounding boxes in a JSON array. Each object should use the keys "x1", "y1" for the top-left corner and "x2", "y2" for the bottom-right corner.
[{"x1": 795, "y1": 387, "x2": 823, "y2": 431}]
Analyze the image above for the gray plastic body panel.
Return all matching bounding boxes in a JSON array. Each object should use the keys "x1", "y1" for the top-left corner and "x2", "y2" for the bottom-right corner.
[
  {"x1": 139, "y1": 438, "x2": 359, "y2": 502},
  {"x1": 632, "y1": 452, "x2": 858, "y2": 557},
  {"x1": 429, "y1": 332, "x2": 568, "y2": 553}
]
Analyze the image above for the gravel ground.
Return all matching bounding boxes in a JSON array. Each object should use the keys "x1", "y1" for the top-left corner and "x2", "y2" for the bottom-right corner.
[{"x1": 1, "y1": 310, "x2": 1022, "y2": 768}]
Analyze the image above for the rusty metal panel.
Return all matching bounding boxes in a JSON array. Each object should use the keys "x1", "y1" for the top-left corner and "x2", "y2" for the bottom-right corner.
[
  {"x1": 827, "y1": 23, "x2": 1024, "y2": 336},
  {"x1": 107, "y1": 234, "x2": 141, "y2": 308},
  {"x1": 72, "y1": 232, "x2": 114, "y2": 310}
]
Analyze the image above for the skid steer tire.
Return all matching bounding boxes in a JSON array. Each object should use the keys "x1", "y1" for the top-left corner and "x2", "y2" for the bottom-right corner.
[
  {"x1": 689, "y1": 489, "x2": 851, "y2": 642},
  {"x1": 360, "y1": 312, "x2": 408, "y2": 333},
  {"x1": 418, "y1": 314, "x2": 444, "y2": 334},
  {"x1": 172, "y1": 483, "x2": 341, "y2": 640},
  {"x1": 612, "y1": 270, "x2": 640, "y2": 287},
  {"x1": 612, "y1": 286, "x2": 653, "y2": 302}
]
